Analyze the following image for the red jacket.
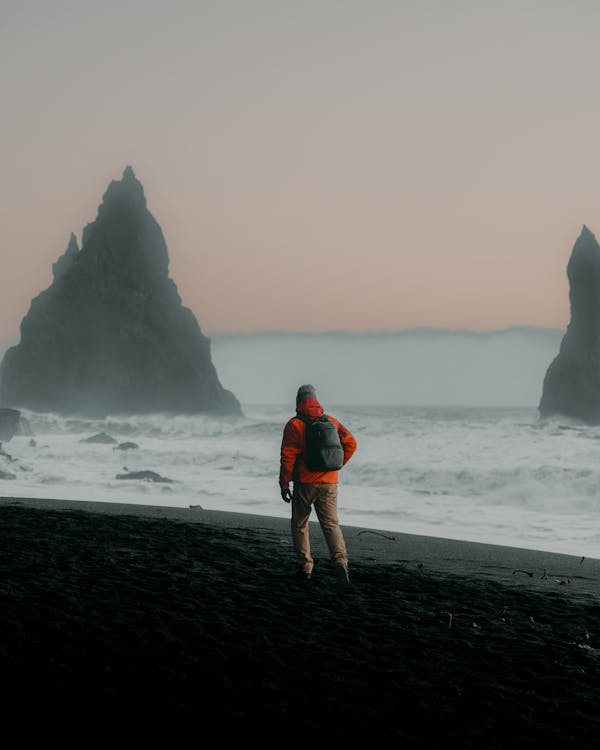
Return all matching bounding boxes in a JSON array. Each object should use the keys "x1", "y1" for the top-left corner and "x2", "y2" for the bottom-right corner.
[{"x1": 279, "y1": 396, "x2": 357, "y2": 489}]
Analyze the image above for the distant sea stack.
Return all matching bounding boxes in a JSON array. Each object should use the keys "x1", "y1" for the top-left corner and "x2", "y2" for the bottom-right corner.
[
  {"x1": 539, "y1": 225, "x2": 600, "y2": 423},
  {"x1": 0, "y1": 167, "x2": 242, "y2": 418}
]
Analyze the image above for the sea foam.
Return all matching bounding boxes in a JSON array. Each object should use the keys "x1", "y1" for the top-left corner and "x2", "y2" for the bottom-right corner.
[{"x1": 1, "y1": 404, "x2": 599, "y2": 558}]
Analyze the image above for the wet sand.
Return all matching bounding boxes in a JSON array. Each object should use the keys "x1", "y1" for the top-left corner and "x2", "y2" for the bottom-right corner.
[{"x1": 1, "y1": 496, "x2": 599, "y2": 746}]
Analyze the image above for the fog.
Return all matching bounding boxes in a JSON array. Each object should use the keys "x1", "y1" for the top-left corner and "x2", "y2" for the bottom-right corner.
[
  {"x1": 209, "y1": 327, "x2": 563, "y2": 408},
  {"x1": 0, "y1": 327, "x2": 563, "y2": 410}
]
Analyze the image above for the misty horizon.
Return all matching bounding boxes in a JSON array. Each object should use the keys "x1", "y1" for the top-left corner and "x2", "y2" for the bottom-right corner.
[
  {"x1": 0, "y1": 325, "x2": 562, "y2": 410},
  {"x1": 206, "y1": 326, "x2": 562, "y2": 408},
  {"x1": 0, "y1": 322, "x2": 564, "y2": 346},
  {"x1": 204, "y1": 323, "x2": 564, "y2": 337}
]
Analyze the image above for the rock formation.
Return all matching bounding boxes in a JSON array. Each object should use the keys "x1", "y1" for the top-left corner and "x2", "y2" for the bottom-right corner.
[
  {"x1": 0, "y1": 408, "x2": 22, "y2": 441},
  {"x1": 539, "y1": 225, "x2": 600, "y2": 423},
  {"x1": 0, "y1": 167, "x2": 241, "y2": 417},
  {"x1": 0, "y1": 407, "x2": 32, "y2": 440},
  {"x1": 114, "y1": 442, "x2": 139, "y2": 451},
  {"x1": 80, "y1": 433, "x2": 118, "y2": 445},
  {"x1": 116, "y1": 469, "x2": 174, "y2": 483}
]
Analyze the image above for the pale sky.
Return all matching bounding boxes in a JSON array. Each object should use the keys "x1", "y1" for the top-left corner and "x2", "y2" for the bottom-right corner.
[{"x1": 2, "y1": 0, "x2": 599, "y2": 340}]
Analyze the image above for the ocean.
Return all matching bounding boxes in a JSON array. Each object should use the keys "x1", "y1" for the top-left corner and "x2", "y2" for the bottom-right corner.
[{"x1": 1, "y1": 403, "x2": 599, "y2": 560}]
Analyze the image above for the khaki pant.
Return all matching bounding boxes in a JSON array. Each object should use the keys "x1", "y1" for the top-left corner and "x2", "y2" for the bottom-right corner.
[{"x1": 291, "y1": 483, "x2": 348, "y2": 575}]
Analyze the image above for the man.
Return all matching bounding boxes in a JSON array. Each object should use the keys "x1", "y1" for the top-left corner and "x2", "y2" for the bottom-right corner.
[{"x1": 279, "y1": 384, "x2": 357, "y2": 584}]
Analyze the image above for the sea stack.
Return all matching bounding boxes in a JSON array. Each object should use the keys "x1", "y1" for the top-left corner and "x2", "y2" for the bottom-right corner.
[
  {"x1": 0, "y1": 167, "x2": 242, "y2": 418},
  {"x1": 539, "y1": 225, "x2": 600, "y2": 423},
  {"x1": 0, "y1": 408, "x2": 21, "y2": 441}
]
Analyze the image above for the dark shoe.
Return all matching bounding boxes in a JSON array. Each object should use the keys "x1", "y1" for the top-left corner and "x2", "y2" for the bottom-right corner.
[
  {"x1": 334, "y1": 564, "x2": 350, "y2": 586},
  {"x1": 290, "y1": 568, "x2": 311, "y2": 583}
]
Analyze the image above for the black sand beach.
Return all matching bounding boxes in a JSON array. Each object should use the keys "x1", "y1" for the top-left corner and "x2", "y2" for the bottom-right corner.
[{"x1": 1, "y1": 496, "x2": 599, "y2": 747}]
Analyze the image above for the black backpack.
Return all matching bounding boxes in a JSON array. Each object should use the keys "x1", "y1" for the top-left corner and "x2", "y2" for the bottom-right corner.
[{"x1": 295, "y1": 414, "x2": 344, "y2": 471}]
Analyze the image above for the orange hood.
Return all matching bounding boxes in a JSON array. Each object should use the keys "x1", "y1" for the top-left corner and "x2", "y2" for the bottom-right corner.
[{"x1": 296, "y1": 396, "x2": 324, "y2": 419}]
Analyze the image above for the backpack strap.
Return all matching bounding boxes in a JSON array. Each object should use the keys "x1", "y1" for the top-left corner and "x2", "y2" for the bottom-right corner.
[{"x1": 294, "y1": 413, "x2": 327, "y2": 424}]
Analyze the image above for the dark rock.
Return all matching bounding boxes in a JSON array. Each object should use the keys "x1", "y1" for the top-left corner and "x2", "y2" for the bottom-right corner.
[
  {"x1": 0, "y1": 166, "x2": 242, "y2": 418},
  {"x1": 0, "y1": 444, "x2": 14, "y2": 461},
  {"x1": 540, "y1": 226, "x2": 600, "y2": 423},
  {"x1": 0, "y1": 408, "x2": 21, "y2": 441},
  {"x1": 114, "y1": 441, "x2": 139, "y2": 451},
  {"x1": 81, "y1": 432, "x2": 117, "y2": 444},
  {"x1": 15, "y1": 416, "x2": 34, "y2": 437},
  {"x1": 0, "y1": 469, "x2": 16, "y2": 480},
  {"x1": 52, "y1": 232, "x2": 79, "y2": 280},
  {"x1": 116, "y1": 469, "x2": 174, "y2": 483}
]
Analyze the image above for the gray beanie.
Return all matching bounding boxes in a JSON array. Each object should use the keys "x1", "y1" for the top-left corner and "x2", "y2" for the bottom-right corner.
[{"x1": 296, "y1": 384, "x2": 317, "y2": 404}]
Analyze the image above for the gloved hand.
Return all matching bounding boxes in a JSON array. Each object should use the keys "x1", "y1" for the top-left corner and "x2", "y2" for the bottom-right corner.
[{"x1": 281, "y1": 487, "x2": 292, "y2": 503}]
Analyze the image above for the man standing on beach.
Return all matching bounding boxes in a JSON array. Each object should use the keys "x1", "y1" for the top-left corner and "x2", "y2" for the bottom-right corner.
[{"x1": 279, "y1": 384, "x2": 357, "y2": 585}]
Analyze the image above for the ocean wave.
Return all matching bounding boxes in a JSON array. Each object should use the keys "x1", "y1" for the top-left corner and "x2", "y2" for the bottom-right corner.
[
  {"x1": 18, "y1": 410, "x2": 250, "y2": 440},
  {"x1": 343, "y1": 460, "x2": 600, "y2": 509},
  {"x1": 2, "y1": 404, "x2": 600, "y2": 557}
]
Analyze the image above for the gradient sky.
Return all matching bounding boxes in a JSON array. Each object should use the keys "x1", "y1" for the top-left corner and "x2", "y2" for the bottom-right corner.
[{"x1": 2, "y1": 0, "x2": 600, "y2": 340}]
